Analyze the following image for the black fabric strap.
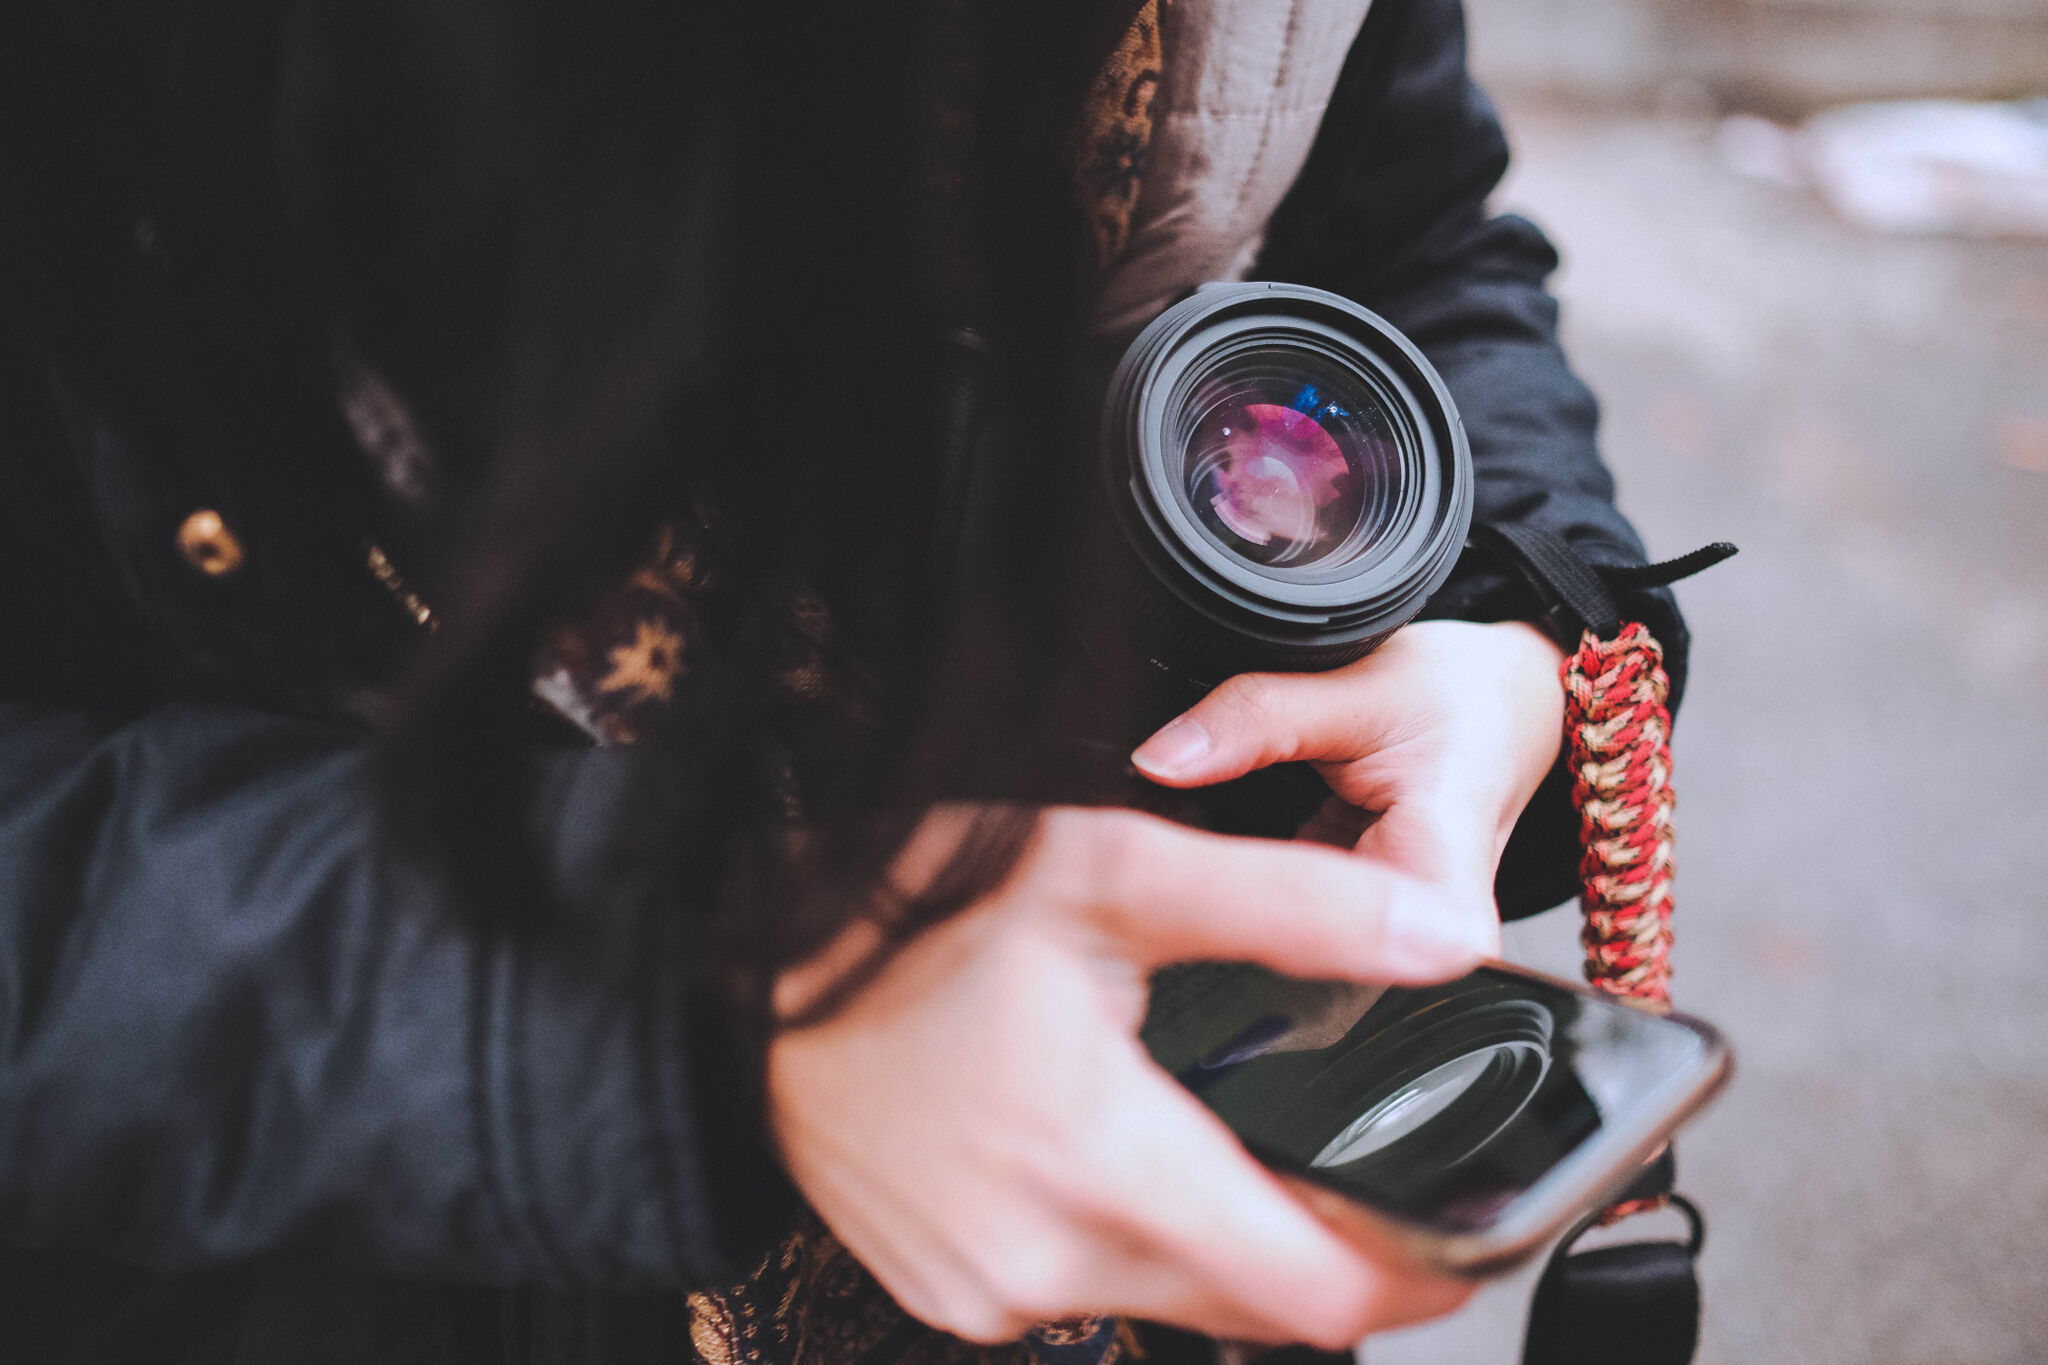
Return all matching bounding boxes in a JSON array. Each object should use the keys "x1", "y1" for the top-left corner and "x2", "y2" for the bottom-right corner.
[
  {"x1": 1601, "y1": 542, "x2": 1739, "y2": 593},
  {"x1": 1522, "y1": 1194, "x2": 1704, "y2": 1365},
  {"x1": 1469, "y1": 521, "x2": 1623, "y2": 637},
  {"x1": 1467, "y1": 522, "x2": 1736, "y2": 642}
]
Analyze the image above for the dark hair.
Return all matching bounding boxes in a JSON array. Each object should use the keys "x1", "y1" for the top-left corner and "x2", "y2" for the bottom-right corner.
[{"x1": 5, "y1": 1, "x2": 1139, "y2": 1019}]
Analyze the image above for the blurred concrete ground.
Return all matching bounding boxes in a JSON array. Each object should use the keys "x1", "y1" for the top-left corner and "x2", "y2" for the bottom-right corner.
[
  {"x1": 1367, "y1": 89, "x2": 2048, "y2": 1365},
  {"x1": 1462, "y1": 0, "x2": 2048, "y2": 111}
]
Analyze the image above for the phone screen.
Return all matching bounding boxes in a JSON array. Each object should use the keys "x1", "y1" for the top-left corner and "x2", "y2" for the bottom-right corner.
[{"x1": 1141, "y1": 963, "x2": 1712, "y2": 1236}]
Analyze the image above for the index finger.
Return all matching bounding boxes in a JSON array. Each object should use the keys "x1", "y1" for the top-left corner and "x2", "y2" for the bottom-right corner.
[{"x1": 1033, "y1": 809, "x2": 1487, "y2": 983}]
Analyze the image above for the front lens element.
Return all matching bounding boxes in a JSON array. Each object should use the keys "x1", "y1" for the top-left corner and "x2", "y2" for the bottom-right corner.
[
  {"x1": 1181, "y1": 353, "x2": 1401, "y2": 570},
  {"x1": 1308, "y1": 1038, "x2": 1549, "y2": 1172},
  {"x1": 1309, "y1": 1047, "x2": 1498, "y2": 1168}
]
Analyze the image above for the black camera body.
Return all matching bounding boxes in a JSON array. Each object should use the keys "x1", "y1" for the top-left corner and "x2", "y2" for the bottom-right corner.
[{"x1": 1098, "y1": 281, "x2": 1473, "y2": 708}]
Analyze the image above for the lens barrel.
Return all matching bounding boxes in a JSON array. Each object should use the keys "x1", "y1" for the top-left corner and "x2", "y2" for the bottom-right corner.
[{"x1": 1101, "y1": 282, "x2": 1472, "y2": 689}]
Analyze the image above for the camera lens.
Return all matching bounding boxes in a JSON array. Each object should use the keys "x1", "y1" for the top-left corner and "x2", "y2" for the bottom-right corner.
[
  {"x1": 1280, "y1": 995, "x2": 1553, "y2": 1186},
  {"x1": 1310, "y1": 1031, "x2": 1550, "y2": 1172},
  {"x1": 1102, "y1": 283, "x2": 1472, "y2": 686},
  {"x1": 1181, "y1": 353, "x2": 1401, "y2": 570}
]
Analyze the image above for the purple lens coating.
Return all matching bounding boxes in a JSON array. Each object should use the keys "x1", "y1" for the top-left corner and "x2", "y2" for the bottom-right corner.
[{"x1": 1183, "y1": 366, "x2": 1396, "y2": 569}]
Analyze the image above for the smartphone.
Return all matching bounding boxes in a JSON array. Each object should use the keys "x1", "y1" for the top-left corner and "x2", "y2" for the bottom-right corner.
[{"x1": 1140, "y1": 960, "x2": 1731, "y2": 1275}]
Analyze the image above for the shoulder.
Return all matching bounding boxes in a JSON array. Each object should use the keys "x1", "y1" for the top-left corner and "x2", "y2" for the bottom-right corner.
[{"x1": 1088, "y1": 0, "x2": 1416, "y2": 335}]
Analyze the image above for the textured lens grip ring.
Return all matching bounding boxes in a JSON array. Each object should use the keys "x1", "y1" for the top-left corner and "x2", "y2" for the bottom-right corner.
[{"x1": 1098, "y1": 521, "x2": 1388, "y2": 701}]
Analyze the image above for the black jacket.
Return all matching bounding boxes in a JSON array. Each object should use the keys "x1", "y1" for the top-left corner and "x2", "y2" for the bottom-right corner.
[{"x1": 0, "y1": 1, "x2": 1685, "y2": 1360}]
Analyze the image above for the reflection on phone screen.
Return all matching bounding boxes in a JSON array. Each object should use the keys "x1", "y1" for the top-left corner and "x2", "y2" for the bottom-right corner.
[{"x1": 1141, "y1": 964, "x2": 1706, "y2": 1234}]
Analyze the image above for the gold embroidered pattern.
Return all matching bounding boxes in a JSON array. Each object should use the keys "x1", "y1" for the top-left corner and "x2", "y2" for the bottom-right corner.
[
  {"x1": 531, "y1": 526, "x2": 709, "y2": 745},
  {"x1": 681, "y1": 1220, "x2": 1133, "y2": 1365},
  {"x1": 598, "y1": 619, "x2": 687, "y2": 705},
  {"x1": 1072, "y1": 0, "x2": 1162, "y2": 271}
]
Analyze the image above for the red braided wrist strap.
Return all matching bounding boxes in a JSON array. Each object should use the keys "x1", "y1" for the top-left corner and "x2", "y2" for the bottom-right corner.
[
  {"x1": 1563, "y1": 622, "x2": 1677, "y2": 1225},
  {"x1": 1564, "y1": 622, "x2": 1675, "y2": 1005}
]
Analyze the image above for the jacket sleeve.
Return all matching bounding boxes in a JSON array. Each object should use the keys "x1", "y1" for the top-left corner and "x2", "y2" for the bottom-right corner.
[
  {"x1": 1254, "y1": 0, "x2": 1690, "y2": 916},
  {"x1": 0, "y1": 700, "x2": 797, "y2": 1287}
]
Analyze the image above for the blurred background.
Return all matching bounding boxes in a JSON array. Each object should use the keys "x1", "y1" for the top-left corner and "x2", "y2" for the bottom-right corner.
[{"x1": 1372, "y1": 1, "x2": 2048, "y2": 1362}]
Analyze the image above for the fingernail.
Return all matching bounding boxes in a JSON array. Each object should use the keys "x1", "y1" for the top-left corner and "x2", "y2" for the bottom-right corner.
[
  {"x1": 1381, "y1": 888, "x2": 1490, "y2": 977},
  {"x1": 1132, "y1": 715, "x2": 1211, "y2": 778}
]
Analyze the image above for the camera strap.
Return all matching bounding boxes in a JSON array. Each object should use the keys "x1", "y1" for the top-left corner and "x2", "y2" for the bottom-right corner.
[
  {"x1": 1523, "y1": 1186, "x2": 1705, "y2": 1365},
  {"x1": 1468, "y1": 522, "x2": 1734, "y2": 1365}
]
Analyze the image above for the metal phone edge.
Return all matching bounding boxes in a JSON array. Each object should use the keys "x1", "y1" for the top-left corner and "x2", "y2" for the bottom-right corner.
[{"x1": 1286, "y1": 958, "x2": 1734, "y2": 1277}]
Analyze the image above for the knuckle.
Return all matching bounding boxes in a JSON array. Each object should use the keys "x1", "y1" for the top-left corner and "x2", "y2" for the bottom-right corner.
[
  {"x1": 934, "y1": 1300, "x2": 1030, "y2": 1345},
  {"x1": 1295, "y1": 1279, "x2": 1380, "y2": 1350},
  {"x1": 1028, "y1": 807, "x2": 1083, "y2": 877},
  {"x1": 1032, "y1": 808, "x2": 1113, "y2": 897},
  {"x1": 1422, "y1": 870, "x2": 1503, "y2": 958},
  {"x1": 1049, "y1": 1111, "x2": 1139, "y2": 1195},
  {"x1": 1461, "y1": 885, "x2": 1513, "y2": 940},
  {"x1": 1072, "y1": 809, "x2": 1161, "y2": 907},
  {"x1": 885, "y1": 1272, "x2": 1012, "y2": 1344},
  {"x1": 1301, "y1": 1317, "x2": 1367, "y2": 1353},
  {"x1": 988, "y1": 1245, "x2": 1081, "y2": 1325},
  {"x1": 1288, "y1": 843, "x2": 1357, "y2": 918},
  {"x1": 1463, "y1": 897, "x2": 1504, "y2": 956},
  {"x1": 1216, "y1": 671, "x2": 1283, "y2": 724}
]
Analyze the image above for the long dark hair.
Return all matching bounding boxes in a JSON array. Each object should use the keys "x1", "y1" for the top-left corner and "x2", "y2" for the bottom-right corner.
[{"x1": 4, "y1": 0, "x2": 1141, "y2": 1018}]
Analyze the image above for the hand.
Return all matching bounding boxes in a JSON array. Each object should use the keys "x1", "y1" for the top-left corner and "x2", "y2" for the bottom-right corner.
[
  {"x1": 1131, "y1": 620, "x2": 1571, "y2": 955},
  {"x1": 768, "y1": 806, "x2": 1489, "y2": 1347}
]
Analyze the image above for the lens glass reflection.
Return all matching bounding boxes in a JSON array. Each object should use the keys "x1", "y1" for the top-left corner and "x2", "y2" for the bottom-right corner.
[
  {"x1": 1313, "y1": 1046, "x2": 1507, "y2": 1168},
  {"x1": 1141, "y1": 963, "x2": 1707, "y2": 1235},
  {"x1": 1181, "y1": 352, "x2": 1400, "y2": 570}
]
